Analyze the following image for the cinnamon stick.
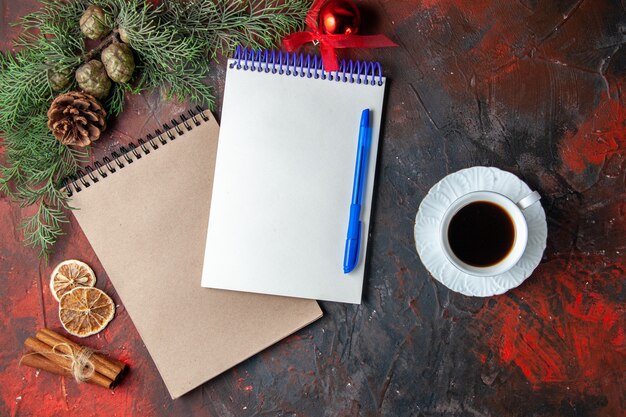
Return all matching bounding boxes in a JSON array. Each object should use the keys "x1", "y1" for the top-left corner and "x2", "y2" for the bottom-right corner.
[
  {"x1": 20, "y1": 347, "x2": 113, "y2": 389},
  {"x1": 36, "y1": 328, "x2": 126, "y2": 381},
  {"x1": 20, "y1": 353, "x2": 68, "y2": 378}
]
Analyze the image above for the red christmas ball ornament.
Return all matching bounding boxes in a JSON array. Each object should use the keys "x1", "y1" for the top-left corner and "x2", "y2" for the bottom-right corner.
[{"x1": 318, "y1": 0, "x2": 361, "y2": 35}]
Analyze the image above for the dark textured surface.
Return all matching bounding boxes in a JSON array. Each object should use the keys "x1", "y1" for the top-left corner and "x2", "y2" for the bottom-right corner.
[{"x1": 1, "y1": 1, "x2": 625, "y2": 416}]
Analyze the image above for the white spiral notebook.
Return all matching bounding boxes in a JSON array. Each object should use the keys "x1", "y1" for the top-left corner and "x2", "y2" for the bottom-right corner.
[{"x1": 201, "y1": 48, "x2": 387, "y2": 304}]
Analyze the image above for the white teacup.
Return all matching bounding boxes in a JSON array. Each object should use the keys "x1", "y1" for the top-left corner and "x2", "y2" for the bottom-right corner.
[{"x1": 439, "y1": 190, "x2": 541, "y2": 277}]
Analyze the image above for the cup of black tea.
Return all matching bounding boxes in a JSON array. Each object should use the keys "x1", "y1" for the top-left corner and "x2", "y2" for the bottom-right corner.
[{"x1": 439, "y1": 191, "x2": 541, "y2": 276}]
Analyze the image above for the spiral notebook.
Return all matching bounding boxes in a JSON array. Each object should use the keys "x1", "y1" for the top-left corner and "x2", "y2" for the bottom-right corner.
[
  {"x1": 201, "y1": 48, "x2": 387, "y2": 304},
  {"x1": 65, "y1": 109, "x2": 322, "y2": 398}
]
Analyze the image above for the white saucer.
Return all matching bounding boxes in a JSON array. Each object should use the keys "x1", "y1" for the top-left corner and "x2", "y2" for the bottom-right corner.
[{"x1": 414, "y1": 167, "x2": 547, "y2": 297}]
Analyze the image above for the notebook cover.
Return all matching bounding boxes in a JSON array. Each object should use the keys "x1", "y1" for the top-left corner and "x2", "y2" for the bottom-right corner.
[
  {"x1": 69, "y1": 111, "x2": 322, "y2": 398},
  {"x1": 202, "y1": 52, "x2": 386, "y2": 304}
]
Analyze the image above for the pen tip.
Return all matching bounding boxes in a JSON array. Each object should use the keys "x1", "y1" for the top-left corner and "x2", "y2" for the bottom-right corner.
[{"x1": 360, "y1": 109, "x2": 369, "y2": 127}]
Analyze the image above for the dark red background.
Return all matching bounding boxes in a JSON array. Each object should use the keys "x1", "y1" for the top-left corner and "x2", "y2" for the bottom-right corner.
[{"x1": 1, "y1": 1, "x2": 625, "y2": 416}]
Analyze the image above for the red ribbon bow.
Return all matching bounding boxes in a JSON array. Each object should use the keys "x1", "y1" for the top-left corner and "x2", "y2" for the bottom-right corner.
[{"x1": 282, "y1": 0, "x2": 397, "y2": 71}]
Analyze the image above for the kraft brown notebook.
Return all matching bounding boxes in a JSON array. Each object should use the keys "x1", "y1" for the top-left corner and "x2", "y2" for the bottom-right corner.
[{"x1": 67, "y1": 109, "x2": 322, "y2": 399}]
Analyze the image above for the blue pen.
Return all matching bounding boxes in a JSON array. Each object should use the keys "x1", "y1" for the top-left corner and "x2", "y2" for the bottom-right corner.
[{"x1": 343, "y1": 109, "x2": 371, "y2": 274}]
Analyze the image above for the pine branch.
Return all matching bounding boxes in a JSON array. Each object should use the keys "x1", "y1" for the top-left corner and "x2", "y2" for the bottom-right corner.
[
  {"x1": 162, "y1": 0, "x2": 310, "y2": 57},
  {"x1": 19, "y1": 201, "x2": 69, "y2": 261},
  {"x1": 0, "y1": 52, "x2": 51, "y2": 130},
  {"x1": 104, "y1": 81, "x2": 127, "y2": 116},
  {"x1": 1, "y1": 0, "x2": 310, "y2": 259},
  {"x1": 113, "y1": 0, "x2": 213, "y2": 105},
  {"x1": 156, "y1": 60, "x2": 215, "y2": 105},
  {"x1": 0, "y1": 110, "x2": 85, "y2": 259}
]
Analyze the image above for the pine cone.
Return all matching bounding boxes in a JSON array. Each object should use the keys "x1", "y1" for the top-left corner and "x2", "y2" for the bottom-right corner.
[
  {"x1": 48, "y1": 67, "x2": 72, "y2": 91},
  {"x1": 79, "y1": 5, "x2": 111, "y2": 40},
  {"x1": 118, "y1": 27, "x2": 130, "y2": 43},
  {"x1": 75, "y1": 60, "x2": 112, "y2": 99},
  {"x1": 101, "y1": 43, "x2": 135, "y2": 83},
  {"x1": 47, "y1": 91, "x2": 107, "y2": 148}
]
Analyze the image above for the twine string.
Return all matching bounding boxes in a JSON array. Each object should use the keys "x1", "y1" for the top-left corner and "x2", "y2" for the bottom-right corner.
[{"x1": 51, "y1": 343, "x2": 95, "y2": 382}]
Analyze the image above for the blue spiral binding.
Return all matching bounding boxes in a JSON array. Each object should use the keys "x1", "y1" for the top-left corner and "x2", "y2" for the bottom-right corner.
[
  {"x1": 62, "y1": 106, "x2": 209, "y2": 197},
  {"x1": 231, "y1": 46, "x2": 384, "y2": 86}
]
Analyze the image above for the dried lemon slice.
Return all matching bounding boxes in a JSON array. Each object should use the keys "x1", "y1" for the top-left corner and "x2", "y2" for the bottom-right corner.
[
  {"x1": 59, "y1": 287, "x2": 115, "y2": 337},
  {"x1": 50, "y1": 259, "x2": 96, "y2": 302}
]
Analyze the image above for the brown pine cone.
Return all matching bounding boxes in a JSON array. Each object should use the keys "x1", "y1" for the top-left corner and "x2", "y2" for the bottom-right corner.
[{"x1": 47, "y1": 91, "x2": 107, "y2": 148}]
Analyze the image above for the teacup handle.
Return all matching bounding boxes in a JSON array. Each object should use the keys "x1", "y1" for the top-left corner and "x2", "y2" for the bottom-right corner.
[{"x1": 516, "y1": 191, "x2": 541, "y2": 210}]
